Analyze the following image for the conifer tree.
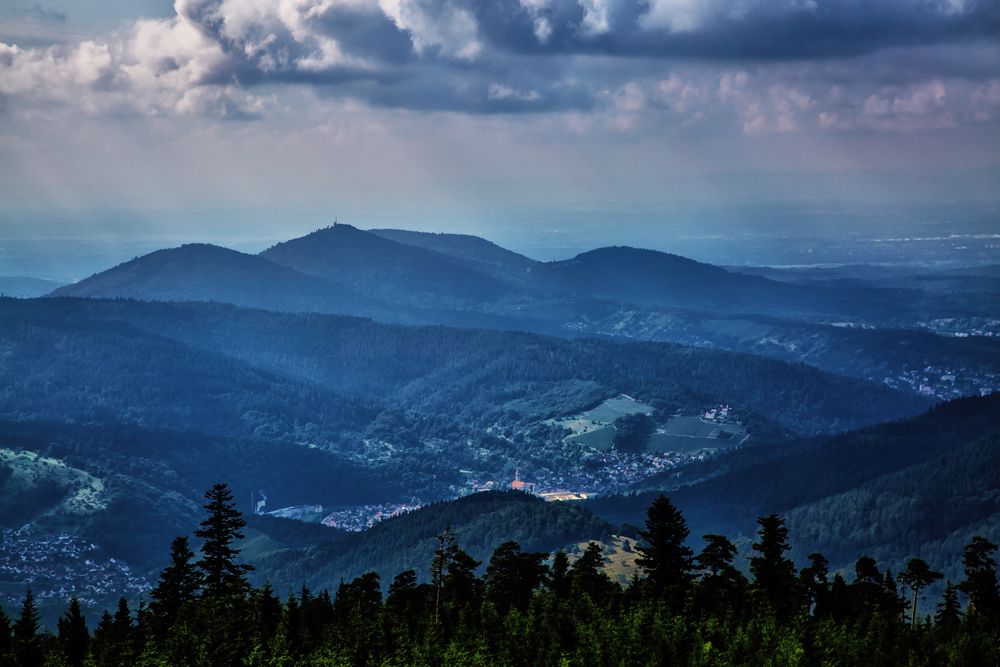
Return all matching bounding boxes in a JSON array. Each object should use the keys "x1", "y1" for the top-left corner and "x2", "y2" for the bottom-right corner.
[
  {"x1": 570, "y1": 542, "x2": 617, "y2": 603},
  {"x1": 0, "y1": 604, "x2": 12, "y2": 659},
  {"x1": 548, "y1": 550, "x2": 571, "y2": 599},
  {"x1": 13, "y1": 589, "x2": 42, "y2": 667},
  {"x1": 799, "y1": 552, "x2": 830, "y2": 616},
  {"x1": 195, "y1": 483, "x2": 252, "y2": 598},
  {"x1": 431, "y1": 528, "x2": 455, "y2": 621},
  {"x1": 253, "y1": 582, "x2": 283, "y2": 649},
  {"x1": 958, "y1": 535, "x2": 999, "y2": 620},
  {"x1": 485, "y1": 541, "x2": 549, "y2": 614},
  {"x1": 898, "y1": 558, "x2": 943, "y2": 627},
  {"x1": 388, "y1": 569, "x2": 417, "y2": 606},
  {"x1": 444, "y1": 546, "x2": 483, "y2": 617},
  {"x1": 880, "y1": 569, "x2": 905, "y2": 619},
  {"x1": 749, "y1": 514, "x2": 799, "y2": 618},
  {"x1": 695, "y1": 534, "x2": 746, "y2": 615},
  {"x1": 635, "y1": 494, "x2": 693, "y2": 604},
  {"x1": 57, "y1": 596, "x2": 89, "y2": 667},
  {"x1": 149, "y1": 535, "x2": 202, "y2": 636},
  {"x1": 936, "y1": 580, "x2": 961, "y2": 632},
  {"x1": 90, "y1": 611, "x2": 114, "y2": 667},
  {"x1": 109, "y1": 597, "x2": 135, "y2": 664},
  {"x1": 281, "y1": 593, "x2": 303, "y2": 658},
  {"x1": 387, "y1": 569, "x2": 420, "y2": 621}
]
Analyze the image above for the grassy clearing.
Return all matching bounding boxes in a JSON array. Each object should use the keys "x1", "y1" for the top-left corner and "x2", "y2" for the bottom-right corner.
[
  {"x1": 564, "y1": 535, "x2": 641, "y2": 586},
  {"x1": 552, "y1": 395, "x2": 746, "y2": 454},
  {"x1": 549, "y1": 394, "x2": 654, "y2": 448},
  {"x1": 0, "y1": 449, "x2": 106, "y2": 525},
  {"x1": 565, "y1": 426, "x2": 617, "y2": 450},
  {"x1": 647, "y1": 417, "x2": 746, "y2": 453}
]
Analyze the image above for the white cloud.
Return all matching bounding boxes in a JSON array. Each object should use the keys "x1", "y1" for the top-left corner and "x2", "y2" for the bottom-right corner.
[
  {"x1": 641, "y1": 0, "x2": 705, "y2": 32},
  {"x1": 488, "y1": 83, "x2": 541, "y2": 101},
  {"x1": 379, "y1": 0, "x2": 481, "y2": 60}
]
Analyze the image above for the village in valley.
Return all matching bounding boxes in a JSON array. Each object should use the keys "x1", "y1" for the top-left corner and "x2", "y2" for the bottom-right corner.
[
  {"x1": 0, "y1": 525, "x2": 150, "y2": 610},
  {"x1": 260, "y1": 397, "x2": 749, "y2": 534}
]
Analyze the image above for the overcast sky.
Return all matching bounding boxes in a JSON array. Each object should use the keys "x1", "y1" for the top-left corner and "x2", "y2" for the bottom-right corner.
[{"x1": 1, "y1": 0, "x2": 998, "y2": 248}]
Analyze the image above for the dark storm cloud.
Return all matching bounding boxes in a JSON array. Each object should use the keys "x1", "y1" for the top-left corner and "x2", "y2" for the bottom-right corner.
[
  {"x1": 314, "y1": 6, "x2": 416, "y2": 64},
  {"x1": 453, "y1": 0, "x2": 1000, "y2": 59},
  {"x1": 193, "y1": 0, "x2": 1000, "y2": 113},
  {"x1": 3, "y1": 0, "x2": 999, "y2": 118}
]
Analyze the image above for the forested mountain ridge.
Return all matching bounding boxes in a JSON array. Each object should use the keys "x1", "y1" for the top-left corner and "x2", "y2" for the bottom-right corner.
[
  {"x1": 587, "y1": 392, "x2": 1000, "y2": 579},
  {"x1": 43, "y1": 225, "x2": 1000, "y2": 398},
  {"x1": 369, "y1": 228, "x2": 539, "y2": 280},
  {"x1": 0, "y1": 295, "x2": 935, "y2": 594},
  {"x1": 1, "y1": 297, "x2": 930, "y2": 437},
  {"x1": 247, "y1": 491, "x2": 614, "y2": 594},
  {"x1": 260, "y1": 224, "x2": 528, "y2": 308},
  {"x1": 49, "y1": 243, "x2": 407, "y2": 322}
]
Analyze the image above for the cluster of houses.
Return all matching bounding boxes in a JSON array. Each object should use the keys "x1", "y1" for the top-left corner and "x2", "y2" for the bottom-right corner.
[
  {"x1": 320, "y1": 502, "x2": 420, "y2": 531},
  {"x1": 461, "y1": 448, "x2": 696, "y2": 503},
  {"x1": 882, "y1": 365, "x2": 997, "y2": 400},
  {"x1": 0, "y1": 525, "x2": 150, "y2": 608},
  {"x1": 703, "y1": 405, "x2": 731, "y2": 421}
]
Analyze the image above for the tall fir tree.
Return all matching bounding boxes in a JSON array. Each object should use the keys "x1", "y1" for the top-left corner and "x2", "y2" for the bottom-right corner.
[
  {"x1": 90, "y1": 611, "x2": 114, "y2": 667},
  {"x1": 749, "y1": 514, "x2": 800, "y2": 619},
  {"x1": 195, "y1": 483, "x2": 253, "y2": 598},
  {"x1": 13, "y1": 589, "x2": 42, "y2": 667},
  {"x1": 935, "y1": 580, "x2": 961, "y2": 632},
  {"x1": 149, "y1": 535, "x2": 202, "y2": 637},
  {"x1": 57, "y1": 596, "x2": 89, "y2": 667},
  {"x1": 635, "y1": 494, "x2": 693, "y2": 604}
]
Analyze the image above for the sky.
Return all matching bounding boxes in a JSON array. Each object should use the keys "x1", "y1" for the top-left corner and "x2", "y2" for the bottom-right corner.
[{"x1": 0, "y1": 0, "x2": 999, "y2": 264}]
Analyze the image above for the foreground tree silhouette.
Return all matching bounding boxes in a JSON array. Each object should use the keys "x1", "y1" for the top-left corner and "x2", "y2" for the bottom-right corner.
[
  {"x1": 936, "y1": 580, "x2": 961, "y2": 632},
  {"x1": 148, "y1": 535, "x2": 202, "y2": 638},
  {"x1": 695, "y1": 534, "x2": 746, "y2": 615},
  {"x1": 898, "y1": 558, "x2": 943, "y2": 627},
  {"x1": 57, "y1": 596, "x2": 89, "y2": 667},
  {"x1": 195, "y1": 482, "x2": 253, "y2": 598},
  {"x1": 635, "y1": 494, "x2": 693, "y2": 605},
  {"x1": 13, "y1": 589, "x2": 42, "y2": 667},
  {"x1": 959, "y1": 536, "x2": 999, "y2": 621},
  {"x1": 749, "y1": 514, "x2": 799, "y2": 619},
  {"x1": 0, "y1": 605, "x2": 11, "y2": 659},
  {"x1": 14, "y1": 488, "x2": 1000, "y2": 665},
  {"x1": 431, "y1": 527, "x2": 456, "y2": 621},
  {"x1": 485, "y1": 541, "x2": 549, "y2": 614},
  {"x1": 799, "y1": 552, "x2": 831, "y2": 616}
]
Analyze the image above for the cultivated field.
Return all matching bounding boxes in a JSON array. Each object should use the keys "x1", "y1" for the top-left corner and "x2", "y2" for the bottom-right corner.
[{"x1": 648, "y1": 416, "x2": 747, "y2": 453}]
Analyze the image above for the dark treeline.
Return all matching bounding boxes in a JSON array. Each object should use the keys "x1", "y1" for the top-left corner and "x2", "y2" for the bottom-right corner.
[{"x1": 3, "y1": 485, "x2": 998, "y2": 667}]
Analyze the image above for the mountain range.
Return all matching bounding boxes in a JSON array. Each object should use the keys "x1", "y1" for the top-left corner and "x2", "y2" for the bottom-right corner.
[{"x1": 50, "y1": 224, "x2": 1000, "y2": 398}]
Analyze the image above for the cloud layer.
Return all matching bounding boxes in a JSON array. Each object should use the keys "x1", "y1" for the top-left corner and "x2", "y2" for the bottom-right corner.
[{"x1": 0, "y1": 0, "x2": 998, "y2": 128}]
